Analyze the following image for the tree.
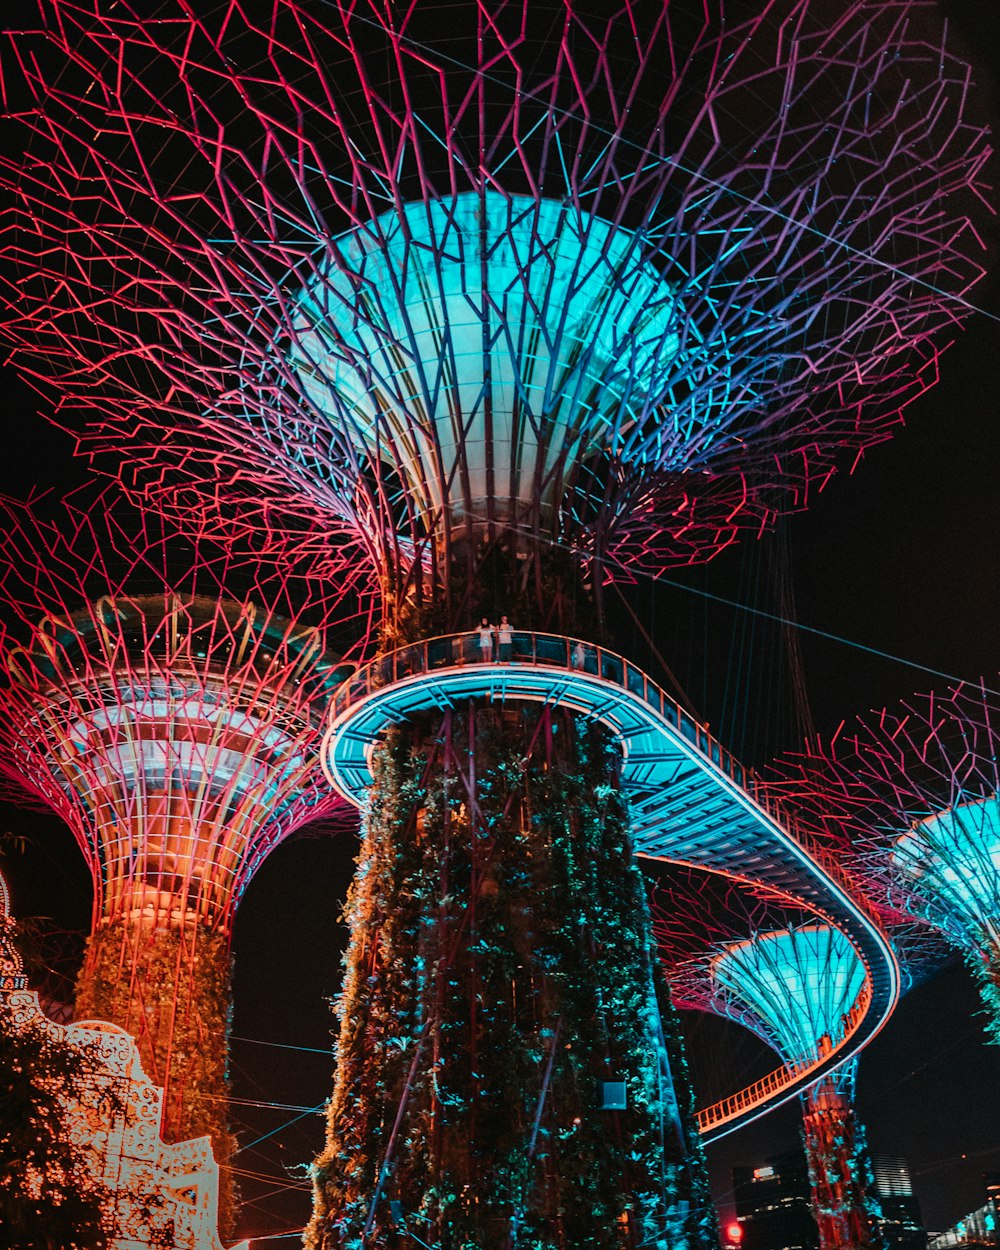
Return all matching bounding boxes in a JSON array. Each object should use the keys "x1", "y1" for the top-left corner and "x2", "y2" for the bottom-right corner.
[{"x1": 0, "y1": 914, "x2": 118, "y2": 1249}]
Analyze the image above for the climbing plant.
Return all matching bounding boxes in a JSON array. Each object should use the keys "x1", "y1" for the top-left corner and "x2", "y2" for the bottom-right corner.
[
  {"x1": 75, "y1": 916, "x2": 237, "y2": 1230},
  {"x1": 308, "y1": 708, "x2": 715, "y2": 1249}
]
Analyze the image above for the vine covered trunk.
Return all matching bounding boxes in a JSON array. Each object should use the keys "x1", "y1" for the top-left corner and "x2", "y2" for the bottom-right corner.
[
  {"x1": 75, "y1": 913, "x2": 236, "y2": 1232},
  {"x1": 308, "y1": 703, "x2": 715, "y2": 1250},
  {"x1": 801, "y1": 1071, "x2": 885, "y2": 1250}
]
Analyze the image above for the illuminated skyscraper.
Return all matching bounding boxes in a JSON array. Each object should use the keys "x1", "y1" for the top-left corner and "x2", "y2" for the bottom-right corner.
[
  {"x1": 733, "y1": 1152, "x2": 926, "y2": 1250},
  {"x1": 872, "y1": 1156, "x2": 925, "y2": 1250},
  {"x1": 733, "y1": 1152, "x2": 819, "y2": 1250}
]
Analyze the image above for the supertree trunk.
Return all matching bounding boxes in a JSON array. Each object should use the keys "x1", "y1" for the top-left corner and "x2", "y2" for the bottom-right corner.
[
  {"x1": 309, "y1": 706, "x2": 714, "y2": 1250},
  {"x1": 74, "y1": 912, "x2": 235, "y2": 1159},
  {"x1": 801, "y1": 1073, "x2": 884, "y2": 1250}
]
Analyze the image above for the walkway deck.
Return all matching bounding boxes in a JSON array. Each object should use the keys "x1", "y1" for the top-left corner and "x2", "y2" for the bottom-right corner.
[{"x1": 322, "y1": 632, "x2": 898, "y2": 1141}]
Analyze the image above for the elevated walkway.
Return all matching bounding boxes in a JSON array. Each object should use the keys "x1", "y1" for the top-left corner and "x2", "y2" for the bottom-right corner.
[{"x1": 323, "y1": 632, "x2": 899, "y2": 1141}]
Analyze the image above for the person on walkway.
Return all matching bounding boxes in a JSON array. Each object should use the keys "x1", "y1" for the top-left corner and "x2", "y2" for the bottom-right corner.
[
  {"x1": 497, "y1": 615, "x2": 513, "y2": 663},
  {"x1": 476, "y1": 617, "x2": 495, "y2": 662}
]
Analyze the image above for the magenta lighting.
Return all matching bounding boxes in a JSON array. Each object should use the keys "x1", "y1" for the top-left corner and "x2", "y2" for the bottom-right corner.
[
  {"x1": 778, "y1": 679, "x2": 1000, "y2": 1044},
  {"x1": 0, "y1": 1, "x2": 989, "y2": 622},
  {"x1": 0, "y1": 489, "x2": 363, "y2": 1228},
  {"x1": 0, "y1": 3, "x2": 991, "y2": 1245},
  {"x1": 655, "y1": 870, "x2": 948, "y2": 1250},
  {"x1": 712, "y1": 927, "x2": 883, "y2": 1250}
]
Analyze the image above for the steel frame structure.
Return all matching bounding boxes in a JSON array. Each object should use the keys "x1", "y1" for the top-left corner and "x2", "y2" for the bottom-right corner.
[
  {"x1": 709, "y1": 927, "x2": 883, "y2": 1250},
  {"x1": 0, "y1": 489, "x2": 363, "y2": 1228},
  {"x1": 774, "y1": 679, "x2": 1000, "y2": 1042},
  {"x1": 0, "y1": 1, "x2": 990, "y2": 628},
  {"x1": 0, "y1": 2, "x2": 991, "y2": 1244},
  {"x1": 656, "y1": 863, "x2": 952, "y2": 1246}
]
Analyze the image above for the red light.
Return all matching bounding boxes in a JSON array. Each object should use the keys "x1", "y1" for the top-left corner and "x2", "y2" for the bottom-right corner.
[{"x1": 727, "y1": 1222, "x2": 743, "y2": 1244}]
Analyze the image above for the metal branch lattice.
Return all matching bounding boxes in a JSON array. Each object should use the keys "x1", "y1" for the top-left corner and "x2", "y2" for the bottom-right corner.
[
  {"x1": 0, "y1": 488, "x2": 368, "y2": 933},
  {"x1": 654, "y1": 871, "x2": 868, "y2": 1077},
  {"x1": 0, "y1": 3, "x2": 992, "y2": 1242},
  {"x1": 772, "y1": 680, "x2": 1000, "y2": 965},
  {"x1": 770, "y1": 678, "x2": 1000, "y2": 1057},
  {"x1": 653, "y1": 861, "x2": 945, "y2": 1250},
  {"x1": 655, "y1": 861, "x2": 949, "y2": 1042},
  {"x1": 675, "y1": 920, "x2": 886, "y2": 1250},
  {"x1": 0, "y1": 487, "x2": 369, "y2": 1183},
  {"x1": 0, "y1": 0, "x2": 990, "y2": 617},
  {"x1": 710, "y1": 925, "x2": 866, "y2": 1071}
]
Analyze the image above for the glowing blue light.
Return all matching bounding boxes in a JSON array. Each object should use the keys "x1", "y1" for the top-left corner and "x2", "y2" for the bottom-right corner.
[
  {"x1": 712, "y1": 926, "x2": 866, "y2": 1068},
  {"x1": 892, "y1": 796, "x2": 1000, "y2": 952},
  {"x1": 290, "y1": 191, "x2": 724, "y2": 525},
  {"x1": 323, "y1": 636, "x2": 901, "y2": 1140}
]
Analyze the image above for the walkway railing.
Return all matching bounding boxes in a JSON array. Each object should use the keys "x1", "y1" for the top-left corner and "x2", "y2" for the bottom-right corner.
[
  {"x1": 330, "y1": 629, "x2": 755, "y2": 781},
  {"x1": 694, "y1": 980, "x2": 872, "y2": 1132},
  {"x1": 329, "y1": 632, "x2": 890, "y2": 936},
  {"x1": 331, "y1": 634, "x2": 860, "y2": 876},
  {"x1": 327, "y1": 631, "x2": 896, "y2": 1138}
]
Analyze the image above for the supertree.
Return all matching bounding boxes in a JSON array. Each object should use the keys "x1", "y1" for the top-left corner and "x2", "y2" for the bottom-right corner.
[
  {"x1": 694, "y1": 924, "x2": 883, "y2": 1249},
  {"x1": 0, "y1": 488, "x2": 365, "y2": 1231},
  {"x1": 0, "y1": 2, "x2": 990, "y2": 1246},
  {"x1": 655, "y1": 862, "x2": 955, "y2": 1249},
  {"x1": 774, "y1": 679, "x2": 1000, "y2": 1045},
  {"x1": 0, "y1": 1, "x2": 990, "y2": 619}
]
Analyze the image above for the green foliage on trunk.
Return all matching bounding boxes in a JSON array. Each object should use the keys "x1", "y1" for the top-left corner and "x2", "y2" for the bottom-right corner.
[
  {"x1": 308, "y1": 706, "x2": 716, "y2": 1249},
  {"x1": 801, "y1": 1080, "x2": 885, "y2": 1250},
  {"x1": 969, "y1": 944, "x2": 1000, "y2": 1046},
  {"x1": 385, "y1": 540, "x2": 601, "y2": 648},
  {"x1": 75, "y1": 916, "x2": 237, "y2": 1232}
]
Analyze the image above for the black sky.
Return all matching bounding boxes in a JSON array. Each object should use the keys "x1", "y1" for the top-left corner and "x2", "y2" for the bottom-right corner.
[{"x1": 0, "y1": 0, "x2": 997, "y2": 1243}]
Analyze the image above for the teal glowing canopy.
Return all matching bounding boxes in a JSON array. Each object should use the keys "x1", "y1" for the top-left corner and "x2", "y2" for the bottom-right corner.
[
  {"x1": 291, "y1": 191, "x2": 723, "y2": 532},
  {"x1": 712, "y1": 925, "x2": 866, "y2": 1068},
  {"x1": 892, "y1": 796, "x2": 1000, "y2": 953},
  {"x1": 0, "y1": 1, "x2": 989, "y2": 583}
]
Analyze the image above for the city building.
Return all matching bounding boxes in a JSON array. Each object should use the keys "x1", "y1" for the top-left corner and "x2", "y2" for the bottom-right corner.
[
  {"x1": 734, "y1": 1150, "x2": 928, "y2": 1250},
  {"x1": 734, "y1": 1151, "x2": 820, "y2": 1250},
  {"x1": 873, "y1": 1155, "x2": 926, "y2": 1250}
]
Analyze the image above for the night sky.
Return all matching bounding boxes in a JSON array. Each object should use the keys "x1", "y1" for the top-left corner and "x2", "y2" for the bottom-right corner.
[{"x1": 0, "y1": 0, "x2": 998, "y2": 1244}]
